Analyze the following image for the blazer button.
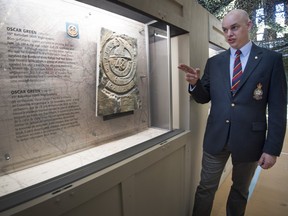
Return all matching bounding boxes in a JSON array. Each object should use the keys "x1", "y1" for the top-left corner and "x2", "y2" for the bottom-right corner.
[
  {"x1": 226, "y1": 120, "x2": 230, "y2": 123},
  {"x1": 231, "y1": 103, "x2": 235, "y2": 107}
]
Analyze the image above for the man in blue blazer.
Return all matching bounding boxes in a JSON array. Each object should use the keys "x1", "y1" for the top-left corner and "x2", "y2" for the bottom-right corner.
[{"x1": 178, "y1": 9, "x2": 287, "y2": 216}]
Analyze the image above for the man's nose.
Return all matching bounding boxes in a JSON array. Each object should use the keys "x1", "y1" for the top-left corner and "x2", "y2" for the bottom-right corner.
[{"x1": 227, "y1": 29, "x2": 233, "y2": 36}]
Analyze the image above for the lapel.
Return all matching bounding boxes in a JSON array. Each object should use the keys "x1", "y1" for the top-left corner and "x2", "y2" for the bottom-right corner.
[
  {"x1": 219, "y1": 50, "x2": 232, "y2": 99},
  {"x1": 233, "y1": 43, "x2": 263, "y2": 96}
]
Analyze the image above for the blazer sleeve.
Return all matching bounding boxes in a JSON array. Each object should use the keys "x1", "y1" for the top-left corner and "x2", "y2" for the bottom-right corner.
[
  {"x1": 188, "y1": 59, "x2": 211, "y2": 104},
  {"x1": 264, "y1": 52, "x2": 287, "y2": 156}
]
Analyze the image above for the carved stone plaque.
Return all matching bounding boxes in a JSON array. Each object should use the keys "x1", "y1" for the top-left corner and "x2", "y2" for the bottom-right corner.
[{"x1": 97, "y1": 28, "x2": 141, "y2": 116}]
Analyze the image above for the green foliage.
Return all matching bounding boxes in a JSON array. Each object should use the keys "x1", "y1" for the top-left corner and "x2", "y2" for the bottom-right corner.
[
  {"x1": 197, "y1": 0, "x2": 287, "y2": 47},
  {"x1": 197, "y1": 0, "x2": 288, "y2": 81}
]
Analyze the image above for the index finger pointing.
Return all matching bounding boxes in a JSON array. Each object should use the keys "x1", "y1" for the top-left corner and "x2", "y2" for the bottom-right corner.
[{"x1": 178, "y1": 64, "x2": 196, "y2": 74}]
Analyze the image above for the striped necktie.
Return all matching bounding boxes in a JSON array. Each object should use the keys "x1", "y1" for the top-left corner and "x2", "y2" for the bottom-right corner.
[{"x1": 231, "y1": 49, "x2": 242, "y2": 94}]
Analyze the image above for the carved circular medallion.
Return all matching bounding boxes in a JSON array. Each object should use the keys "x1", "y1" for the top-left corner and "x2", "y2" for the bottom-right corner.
[{"x1": 101, "y1": 33, "x2": 137, "y2": 95}]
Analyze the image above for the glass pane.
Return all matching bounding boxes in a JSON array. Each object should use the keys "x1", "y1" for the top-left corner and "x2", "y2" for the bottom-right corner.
[
  {"x1": 275, "y1": 12, "x2": 285, "y2": 26},
  {"x1": 257, "y1": 33, "x2": 264, "y2": 41},
  {"x1": 148, "y1": 24, "x2": 171, "y2": 129},
  {"x1": 275, "y1": 3, "x2": 284, "y2": 12},
  {"x1": 0, "y1": 1, "x2": 172, "y2": 200}
]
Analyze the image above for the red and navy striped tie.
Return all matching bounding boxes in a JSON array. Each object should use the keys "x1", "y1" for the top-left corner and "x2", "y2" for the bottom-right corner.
[{"x1": 231, "y1": 49, "x2": 242, "y2": 94}]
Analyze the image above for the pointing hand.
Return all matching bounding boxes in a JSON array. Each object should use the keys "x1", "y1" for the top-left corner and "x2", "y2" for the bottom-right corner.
[{"x1": 178, "y1": 64, "x2": 200, "y2": 85}]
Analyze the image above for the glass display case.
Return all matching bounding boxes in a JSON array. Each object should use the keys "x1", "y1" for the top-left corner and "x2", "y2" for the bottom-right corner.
[{"x1": 0, "y1": 0, "x2": 186, "y2": 211}]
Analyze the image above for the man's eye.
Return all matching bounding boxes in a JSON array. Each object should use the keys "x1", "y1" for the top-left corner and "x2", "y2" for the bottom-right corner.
[{"x1": 232, "y1": 26, "x2": 238, "y2": 31}]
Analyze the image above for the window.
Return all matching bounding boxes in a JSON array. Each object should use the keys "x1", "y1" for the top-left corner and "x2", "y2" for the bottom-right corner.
[
  {"x1": 275, "y1": 3, "x2": 285, "y2": 38},
  {"x1": 256, "y1": 8, "x2": 265, "y2": 41}
]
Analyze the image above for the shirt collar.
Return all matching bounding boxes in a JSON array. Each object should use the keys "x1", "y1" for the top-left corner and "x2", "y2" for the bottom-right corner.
[{"x1": 230, "y1": 41, "x2": 252, "y2": 57}]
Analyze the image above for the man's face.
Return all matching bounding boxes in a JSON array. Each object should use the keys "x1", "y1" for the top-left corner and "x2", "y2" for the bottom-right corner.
[{"x1": 222, "y1": 12, "x2": 252, "y2": 49}]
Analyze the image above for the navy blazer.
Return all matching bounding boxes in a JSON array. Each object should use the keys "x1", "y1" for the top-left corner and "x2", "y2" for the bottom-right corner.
[{"x1": 190, "y1": 43, "x2": 287, "y2": 162}]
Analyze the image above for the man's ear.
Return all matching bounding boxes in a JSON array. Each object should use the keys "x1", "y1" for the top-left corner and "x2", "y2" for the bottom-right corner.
[{"x1": 247, "y1": 20, "x2": 253, "y2": 30}]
